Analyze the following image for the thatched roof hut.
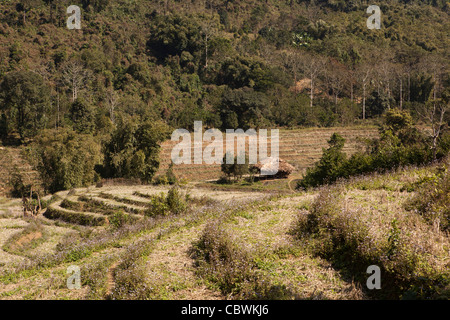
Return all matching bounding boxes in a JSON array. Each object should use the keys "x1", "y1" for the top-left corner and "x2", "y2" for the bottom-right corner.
[{"x1": 251, "y1": 158, "x2": 295, "y2": 178}]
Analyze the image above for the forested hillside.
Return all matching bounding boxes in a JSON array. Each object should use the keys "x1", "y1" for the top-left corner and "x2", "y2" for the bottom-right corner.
[
  {"x1": 0, "y1": 0, "x2": 449, "y2": 193},
  {"x1": 0, "y1": 1, "x2": 449, "y2": 302}
]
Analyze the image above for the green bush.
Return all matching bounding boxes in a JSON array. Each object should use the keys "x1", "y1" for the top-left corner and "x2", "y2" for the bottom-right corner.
[
  {"x1": 404, "y1": 161, "x2": 449, "y2": 231},
  {"x1": 44, "y1": 206, "x2": 106, "y2": 226},
  {"x1": 297, "y1": 133, "x2": 347, "y2": 189},
  {"x1": 166, "y1": 186, "x2": 187, "y2": 215},
  {"x1": 153, "y1": 162, "x2": 178, "y2": 185},
  {"x1": 298, "y1": 109, "x2": 438, "y2": 190},
  {"x1": 144, "y1": 186, "x2": 187, "y2": 217},
  {"x1": 145, "y1": 193, "x2": 169, "y2": 217},
  {"x1": 109, "y1": 210, "x2": 129, "y2": 229}
]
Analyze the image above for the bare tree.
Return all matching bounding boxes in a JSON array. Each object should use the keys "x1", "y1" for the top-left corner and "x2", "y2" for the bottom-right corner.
[
  {"x1": 61, "y1": 60, "x2": 92, "y2": 102},
  {"x1": 325, "y1": 59, "x2": 347, "y2": 109},
  {"x1": 393, "y1": 63, "x2": 406, "y2": 110},
  {"x1": 282, "y1": 49, "x2": 302, "y2": 84},
  {"x1": 300, "y1": 53, "x2": 326, "y2": 109},
  {"x1": 356, "y1": 64, "x2": 372, "y2": 120},
  {"x1": 106, "y1": 88, "x2": 119, "y2": 124},
  {"x1": 420, "y1": 54, "x2": 448, "y2": 111},
  {"x1": 416, "y1": 54, "x2": 449, "y2": 160},
  {"x1": 378, "y1": 59, "x2": 395, "y2": 109},
  {"x1": 22, "y1": 188, "x2": 41, "y2": 219},
  {"x1": 200, "y1": 18, "x2": 217, "y2": 68},
  {"x1": 418, "y1": 102, "x2": 447, "y2": 161}
]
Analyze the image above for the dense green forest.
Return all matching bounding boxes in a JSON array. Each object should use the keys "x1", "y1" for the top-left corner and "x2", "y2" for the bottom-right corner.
[{"x1": 0, "y1": 0, "x2": 449, "y2": 193}]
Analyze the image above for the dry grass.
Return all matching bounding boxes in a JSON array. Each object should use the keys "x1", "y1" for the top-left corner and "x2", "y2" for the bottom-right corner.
[
  {"x1": 0, "y1": 159, "x2": 447, "y2": 300},
  {"x1": 191, "y1": 192, "x2": 367, "y2": 300},
  {"x1": 293, "y1": 166, "x2": 450, "y2": 299}
]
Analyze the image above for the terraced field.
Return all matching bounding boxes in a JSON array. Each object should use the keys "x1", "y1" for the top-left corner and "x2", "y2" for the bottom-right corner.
[
  {"x1": 0, "y1": 180, "x2": 370, "y2": 300},
  {"x1": 155, "y1": 126, "x2": 379, "y2": 181},
  {"x1": 1, "y1": 157, "x2": 449, "y2": 300},
  {"x1": 1, "y1": 126, "x2": 446, "y2": 300}
]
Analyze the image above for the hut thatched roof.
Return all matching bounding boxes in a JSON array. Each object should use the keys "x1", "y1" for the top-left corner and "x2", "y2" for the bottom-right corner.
[{"x1": 251, "y1": 158, "x2": 295, "y2": 177}]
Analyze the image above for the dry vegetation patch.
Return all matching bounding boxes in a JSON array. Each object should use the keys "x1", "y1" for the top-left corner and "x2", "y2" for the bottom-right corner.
[
  {"x1": 192, "y1": 193, "x2": 367, "y2": 299},
  {"x1": 294, "y1": 168, "x2": 450, "y2": 299}
]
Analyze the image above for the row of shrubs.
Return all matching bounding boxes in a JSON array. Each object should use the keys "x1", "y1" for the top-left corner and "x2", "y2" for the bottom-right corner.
[
  {"x1": 293, "y1": 182, "x2": 450, "y2": 299},
  {"x1": 97, "y1": 192, "x2": 150, "y2": 208},
  {"x1": 2, "y1": 220, "x2": 46, "y2": 256},
  {"x1": 43, "y1": 205, "x2": 107, "y2": 227},
  {"x1": 60, "y1": 198, "x2": 122, "y2": 216},
  {"x1": 44, "y1": 186, "x2": 188, "y2": 227},
  {"x1": 77, "y1": 195, "x2": 142, "y2": 215},
  {"x1": 298, "y1": 109, "x2": 450, "y2": 190}
]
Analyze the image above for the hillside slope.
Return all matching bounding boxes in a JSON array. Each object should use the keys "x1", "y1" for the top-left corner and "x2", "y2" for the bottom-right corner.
[{"x1": 156, "y1": 126, "x2": 379, "y2": 181}]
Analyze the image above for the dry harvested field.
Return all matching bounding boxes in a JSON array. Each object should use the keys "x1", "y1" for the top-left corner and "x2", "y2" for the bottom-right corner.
[
  {"x1": 0, "y1": 180, "x2": 363, "y2": 300},
  {"x1": 0, "y1": 157, "x2": 447, "y2": 300},
  {"x1": 155, "y1": 126, "x2": 379, "y2": 181},
  {"x1": 0, "y1": 127, "x2": 448, "y2": 301}
]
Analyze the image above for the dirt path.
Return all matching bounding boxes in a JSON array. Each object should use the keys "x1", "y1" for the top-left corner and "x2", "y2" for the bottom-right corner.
[
  {"x1": 11, "y1": 231, "x2": 42, "y2": 251},
  {"x1": 105, "y1": 261, "x2": 120, "y2": 299}
]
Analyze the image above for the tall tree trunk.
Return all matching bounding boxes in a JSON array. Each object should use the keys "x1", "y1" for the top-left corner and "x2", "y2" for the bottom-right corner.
[
  {"x1": 205, "y1": 34, "x2": 208, "y2": 68},
  {"x1": 408, "y1": 72, "x2": 411, "y2": 102},
  {"x1": 350, "y1": 82, "x2": 354, "y2": 103},
  {"x1": 363, "y1": 83, "x2": 366, "y2": 120},
  {"x1": 56, "y1": 91, "x2": 60, "y2": 129}
]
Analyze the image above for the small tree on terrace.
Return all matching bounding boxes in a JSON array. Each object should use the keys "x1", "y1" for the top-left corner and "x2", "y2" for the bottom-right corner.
[
  {"x1": 297, "y1": 133, "x2": 347, "y2": 189},
  {"x1": 220, "y1": 152, "x2": 249, "y2": 182}
]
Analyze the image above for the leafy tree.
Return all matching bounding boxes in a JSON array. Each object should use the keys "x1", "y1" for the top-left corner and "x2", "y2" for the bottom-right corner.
[
  {"x1": 30, "y1": 129, "x2": 102, "y2": 193},
  {"x1": 409, "y1": 74, "x2": 434, "y2": 103},
  {"x1": 0, "y1": 70, "x2": 50, "y2": 141},
  {"x1": 221, "y1": 152, "x2": 234, "y2": 182},
  {"x1": 298, "y1": 133, "x2": 347, "y2": 189},
  {"x1": 366, "y1": 91, "x2": 395, "y2": 118},
  {"x1": 81, "y1": 0, "x2": 110, "y2": 13},
  {"x1": 214, "y1": 57, "x2": 275, "y2": 91},
  {"x1": 220, "y1": 87, "x2": 270, "y2": 130},
  {"x1": 147, "y1": 15, "x2": 203, "y2": 61},
  {"x1": 220, "y1": 153, "x2": 249, "y2": 182},
  {"x1": 15, "y1": 0, "x2": 43, "y2": 25},
  {"x1": 103, "y1": 119, "x2": 170, "y2": 182},
  {"x1": 68, "y1": 99, "x2": 95, "y2": 134}
]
